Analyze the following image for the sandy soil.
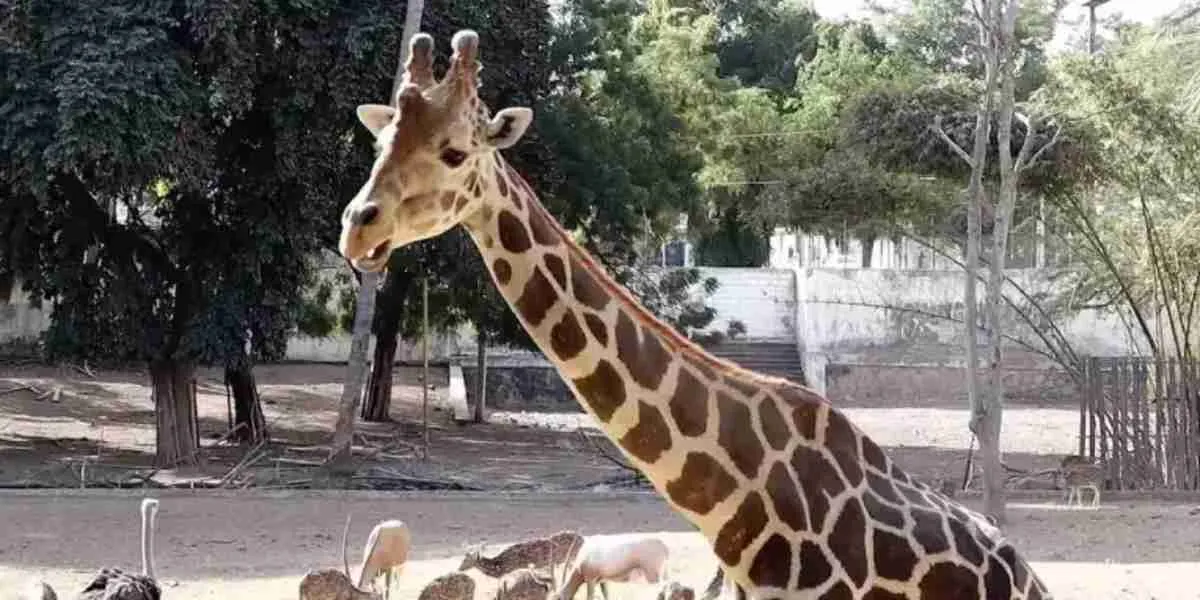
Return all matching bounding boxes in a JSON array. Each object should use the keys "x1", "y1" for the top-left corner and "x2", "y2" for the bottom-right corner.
[
  {"x1": 0, "y1": 492, "x2": 1197, "y2": 600},
  {"x1": 1, "y1": 363, "x2": 1199, "y2": 599}
]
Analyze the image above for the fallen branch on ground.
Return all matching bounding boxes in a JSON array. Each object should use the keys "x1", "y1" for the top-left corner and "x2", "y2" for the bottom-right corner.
[
  {"x1": 577, "y1": 429, "x2": 637, "y2": 473},
  {"x1": 0, "y1": 385, "x2": 35, "y2": 396},
  {"x1": 220, "y1": 440, "x2": 269, "y2": 487}
]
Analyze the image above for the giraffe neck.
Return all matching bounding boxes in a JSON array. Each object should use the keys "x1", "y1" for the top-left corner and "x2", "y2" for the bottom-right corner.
[{"x1": 461, "y1": 153, "x2": 801, "y2": 537}]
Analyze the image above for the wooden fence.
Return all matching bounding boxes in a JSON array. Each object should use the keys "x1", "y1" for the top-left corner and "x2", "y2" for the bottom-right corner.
[{"x1": 1080, "y1": 357, "x2": 1200, "y2": 490}]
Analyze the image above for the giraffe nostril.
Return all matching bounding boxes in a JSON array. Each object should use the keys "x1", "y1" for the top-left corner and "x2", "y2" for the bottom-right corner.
[{"x1": 354, "y1": 204, "x2": 381, "y2": 227}]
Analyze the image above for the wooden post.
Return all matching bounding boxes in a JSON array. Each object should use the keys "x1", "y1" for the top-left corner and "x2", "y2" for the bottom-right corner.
[{"x1": 422, "y1": 277, "x2": 430, "y2": 459}]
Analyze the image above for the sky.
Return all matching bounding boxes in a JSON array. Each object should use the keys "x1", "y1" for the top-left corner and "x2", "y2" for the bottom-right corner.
[{"x1": 811, "y1": 0, "x2": 1186, "y2": 24}]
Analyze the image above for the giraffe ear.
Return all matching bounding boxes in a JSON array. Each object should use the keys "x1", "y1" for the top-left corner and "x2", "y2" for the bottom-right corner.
[
  {"x1": 485, "y1": 107, "x2": 533, "y2": 149},
  {"x1": 356, "y1": 104, "x2": 396, "y2": 137}
]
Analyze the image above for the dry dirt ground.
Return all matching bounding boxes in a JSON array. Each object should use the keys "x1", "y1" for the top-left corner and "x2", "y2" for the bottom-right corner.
[{"x1": 2, "y1": 363, "x2": 1200, "y2": 599}]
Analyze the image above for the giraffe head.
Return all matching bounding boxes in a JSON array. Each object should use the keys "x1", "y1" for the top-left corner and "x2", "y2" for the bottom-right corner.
[{"x1": 339, "y1": 30, "x2": 533, "y2": 272}]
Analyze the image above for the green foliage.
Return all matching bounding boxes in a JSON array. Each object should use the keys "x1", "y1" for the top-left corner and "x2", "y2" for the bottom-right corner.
[
  {"x1": 623, "y1": 267, "x2": 722, "y2": 342},
  {"x1": 1037, "y1": 27, "x2": 1200, "y2": 357},
  {"x1": 871, "y1": 0, "x2": 1066, "y2": 98},
  {"x1": 0, "y1": 0, "x2": 410, "y2": 368}
]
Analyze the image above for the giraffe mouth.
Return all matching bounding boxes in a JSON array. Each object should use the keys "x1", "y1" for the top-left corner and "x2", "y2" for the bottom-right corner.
[{"x1": 352, "y1": 240, "x2": 392, "y2": 272}]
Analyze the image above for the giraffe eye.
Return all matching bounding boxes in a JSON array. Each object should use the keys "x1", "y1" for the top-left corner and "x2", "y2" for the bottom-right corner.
[{"x1": 440, "y1": 148, "x2": 468, "y2": 168}]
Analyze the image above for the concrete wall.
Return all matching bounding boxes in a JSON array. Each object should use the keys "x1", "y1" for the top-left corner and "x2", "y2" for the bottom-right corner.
[{"x1": 696, "y1": 267, "x2": 795, "y2": 341}]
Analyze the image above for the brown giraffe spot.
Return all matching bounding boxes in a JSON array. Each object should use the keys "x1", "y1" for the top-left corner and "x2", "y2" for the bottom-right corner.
[
  {"x1": 862, "y1": 590, "x2": 906, "y2": 600},
  {"x1": 828, "y1": 497, "x2": 869, "y2": 587},
  {"x1": 483, "y1": 234, "x2": 494, "y2": 249},
  {"x1": 861, "y1": 437, "x2": 888, "y2": 472},
  {"x1": 764, "y1": 462, "x2": 808, "y2": 531},
  {"x1": 493, "y1": 258, "x2": 512, "y2": 285},
  {"x1": 889, "y1": 462, "x2": 911, "y2": 484},
  {"x1": 497, "y1": 210, "x2": 532, "y2": 253},
  {"x1": 669, "y1": 368, "x2": 709, "y2": 437},
  {"x1": 997, "y1": 544, "x2": 1028, "y2": 591},
  {"x1": 716, "y1": 392, "x2": 764, "y2": 479},
  {"x1": 862, "y1": 492, "x2": 905, "y2": 530},
  {"x1": 757, "y1": 397, "x2": 789, "y2": 451},
  {"x1": 570, "y1": 256, "x2": 610, "y2": 311},
  {"x1": 528, "y1": 207, "x2": 560, "y2": 246},
  {"x1": 454, "y1": 195, "x2": 469, "y2": 214},
  {"x1": 494, "y1": 166, "x2": 509, "y2": 197},
  {"x1": 615, "y1": 311, "x2": 671, "y2": 391},
  {"x1": 911, "y1": 508, "x2": 951, "y2": 555},
  {"x1": 480, "y1": 204, "x2": 495, "y2": 222},
  {"x1": 788, "y1": 397, "x2": 819, "y2": 440},
  {"x1": 794, "y1": 541, "x2": 832, "y2": 589},
  {"x1": 824, "y1": 411, "x2": 863, "y2": 486},
  {"x1": 572, "y1": 360, "x2": 625, "y2": 422},
  {"x1": 514, "y1": 267, "x2": 557, "y2": 327},
  {"x1": 748, "y1": 534, "x2": 792, "y2": 589},
  {"x1": 822, "y1": 581, "x2": 853, "y2": 600},
  {"x1": 946, "y1": 517, "x2": 985, "y2": 567},
  {"x1": 682, "y1": 353, "x2": 717, "y2": 380},
  {"x1": 665, "y1": 452, "x2": 737, "y2": 516},
  {"x1": 918, "y1": 562, "x2": 980, "y2": 599},
  {"x1": 439, "y1": 191, "x2": 456, "y2": 210},
  {"x1": 984, "y1": 555, "x2": 1013, "y2": 600},
  {"x1": 789, "y1": 445, "x2": 845, "y2": 531},
  {"x1": 724, "y1": 376, "x2": 760, "y2": 398},
  {"x1": 583, "y1": 313, "x2": 608, "y2": 346},
  {"x1": 866, "y1": 471, "x2": 902, "y2": 504},
  {"x1": 544, "y1": 254, "x2": 567, "y2": 289},
  {"x1": 465, "y1": 171, "x2": 478, "y2": 192},
  {"x1": 619, "y1": 400, "x2": 672, "y2": 464},
  {"x1": 550, "y1": 311, "x2": 587, "y2": 362},
  {"x1": 872, "y1": 527, "x2": 920, "y2": 581},
  {"x1": 713, "y1": 492, "x2": 767, "y2": 566}
]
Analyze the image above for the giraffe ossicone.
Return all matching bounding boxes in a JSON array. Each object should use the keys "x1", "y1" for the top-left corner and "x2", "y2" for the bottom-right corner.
[{"x1": 338, "y1": 29, "x2": 1053, "y2": 600}]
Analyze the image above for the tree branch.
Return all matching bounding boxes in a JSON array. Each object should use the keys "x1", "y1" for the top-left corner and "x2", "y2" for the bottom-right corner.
[
  {"x1": 933, "y1": 116, "x2": 976, "y2": 168},
  {"x1": 1015, "y1": 115, "x2": 1062, "y2": 172}
]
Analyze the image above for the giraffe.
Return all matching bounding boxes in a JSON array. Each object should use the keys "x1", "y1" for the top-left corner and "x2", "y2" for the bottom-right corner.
[{"x1": 337, "y1": 29, "x2": 1053, "y2": 600}]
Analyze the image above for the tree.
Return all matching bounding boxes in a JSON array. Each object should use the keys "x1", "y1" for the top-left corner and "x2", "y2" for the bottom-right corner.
[
  {"x1": 1038, "y1": 24, "x2": 1200, "y2": 363},
  {"x1": 1, "y1": 0, "x2": 412, "y2": 465},
  {"x1": 329, "y1": 0, "x2": 425, "y2": 463},
  {"x1": 925, "y1": 0, "x2": 1059, "y2": 524}
]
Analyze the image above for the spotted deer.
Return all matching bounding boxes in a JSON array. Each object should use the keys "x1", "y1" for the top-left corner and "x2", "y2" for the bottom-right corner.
[
  {"x1": 1059, "y1": 455, "x2": 1104, "y2": 507},
  {"x1": 460, "y1": 531, "x2": 583, "y2": 585}
]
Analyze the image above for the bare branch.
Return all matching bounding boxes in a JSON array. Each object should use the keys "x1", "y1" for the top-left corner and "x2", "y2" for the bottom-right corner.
[
  {"x1": 933, "y1": 116, "x2": 976, "y2": 168},
  {"x1": 1015, "y1": 114, "x2": 1063, "y2": 172},
  {"x1": 1023, "y1": 126, "x2": 1062, "y2": 170}
]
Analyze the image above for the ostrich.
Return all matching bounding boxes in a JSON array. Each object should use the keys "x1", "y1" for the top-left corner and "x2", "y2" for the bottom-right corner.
[{"x1": 76, "y1": 497, "x2": 162, "y2": 600}]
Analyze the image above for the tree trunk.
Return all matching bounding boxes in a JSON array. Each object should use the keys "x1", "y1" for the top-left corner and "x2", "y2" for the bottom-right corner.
[
  {"x1": 473, "y1": 330, "x2": 487, "y2": 423},
  {"x1": 329, "y1": 0, "x2": 425, "y2": 463},
  {"x1": 150, "y1": 359, "x2": 201, "y2": 467},
  {"x1": 329, "y1": 272, "x2": 378, "y2": 468},
  {"x1": 975, "y1": 0, "x2": 1026, "y2": 525},
  {"x1": 960, "y1": 0, "x2": 1000, "y2": 519},
  {"x1": 362, "y1": 329, "x2": 397, "y2": 423},
  {"x1": 226, "y1": 363, "x2": 267, "y2": 444},
  {"x1": 860, "y1": 234, "x2": 875, "y2": 268},
  {"x1": 362, "y1": 267, "x2": 415, "y2": 422}
]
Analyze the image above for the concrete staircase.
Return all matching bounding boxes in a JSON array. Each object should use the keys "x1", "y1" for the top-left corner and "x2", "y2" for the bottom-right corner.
[{"x1": 704, "y1": 340, "x2": 807, "y2": 385}]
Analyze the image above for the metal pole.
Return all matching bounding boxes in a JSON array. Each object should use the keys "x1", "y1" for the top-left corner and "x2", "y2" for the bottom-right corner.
[{"x1": 421, "y1": 277, "x2": 430, "y2": 459}]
